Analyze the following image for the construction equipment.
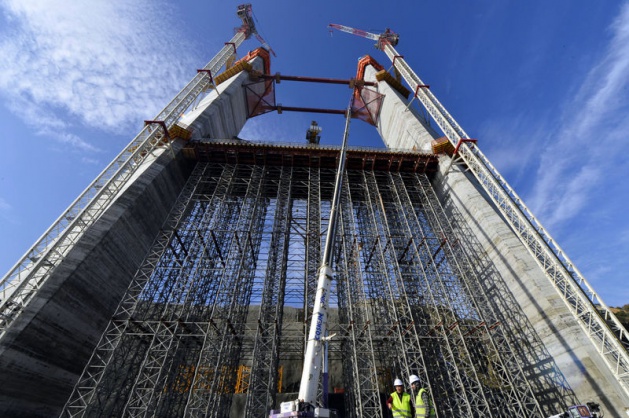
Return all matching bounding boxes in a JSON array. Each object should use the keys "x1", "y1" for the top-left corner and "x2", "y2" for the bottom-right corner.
[
  {"x1": 328, "y1": 24, "x2": 398, "y2": 50},
  {"x1": 306, "y1": 121, "x2": 322, "y2": 144},
  {"x1": 547, "y1": 402, "x2": 603, "y2": 418},
  {"x1": 237, "y1": 4, "x2": 276, "y2": 57},
  {"x1": 269, "y1": 99, "x2": 353, "y2": 418}
]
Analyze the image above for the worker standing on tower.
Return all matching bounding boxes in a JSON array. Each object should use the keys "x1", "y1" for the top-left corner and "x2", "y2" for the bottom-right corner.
[
  {"x1": 409, "y1": 374, "x2": 435, "y2": 417},
  {"x1": 387, "y1": 378, "x2": 412, "y2": 418}
]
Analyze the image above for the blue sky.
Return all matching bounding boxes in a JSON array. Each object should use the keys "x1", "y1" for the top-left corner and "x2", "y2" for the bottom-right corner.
[{"x1": 1, "y1": 1, "x2": 628, "y2": 307}]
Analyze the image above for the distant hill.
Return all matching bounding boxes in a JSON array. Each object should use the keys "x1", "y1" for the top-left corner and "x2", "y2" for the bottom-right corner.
[{"x1": 610, "y1": 304, "x2": 629, "y2": 330}]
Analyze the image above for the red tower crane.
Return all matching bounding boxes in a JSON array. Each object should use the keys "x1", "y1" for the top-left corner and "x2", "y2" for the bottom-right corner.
[
  {"x1": 237, "y1": 3, "x2": 276, "y2": 56},
  {"x1": 327, "y1": 23, "x2": 399, "y2": 50}
]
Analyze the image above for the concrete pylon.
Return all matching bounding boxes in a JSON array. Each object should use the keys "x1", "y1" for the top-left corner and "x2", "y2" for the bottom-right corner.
[
  {"x1": 364, "y1": 64, "x2": 439, "y2": 152},
  {"x1": 180, "y1": 53, "x2": 269, "y2": 140},
  {"x1": 363, "y1": 61, "x2": 629, "y2": 415},
  {"x1": 0, "y1": 53, "x2": 268, "y2": 418}
]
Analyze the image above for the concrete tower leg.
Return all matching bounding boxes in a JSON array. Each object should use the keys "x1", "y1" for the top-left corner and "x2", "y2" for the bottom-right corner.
[
  {"x1": 180, "y1": 54, "x2": 268, "y2": 140},
  {"x1": 363, "y1": 63, "x2": 629, "y2": 414},
  {"x1": 0, "y1": 54, "x2": 267, "y2": 417},
  {"x1": 364, "y1": 65, "x2": 440, "y2": 152}
]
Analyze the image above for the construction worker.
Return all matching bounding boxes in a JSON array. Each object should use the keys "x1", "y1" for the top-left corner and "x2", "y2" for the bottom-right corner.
[
  {"x1": 386, "y1": 378, "x2": 412, "y2": 418},
  {"x1": 409, "y1": 374, "x2": 435, "y2": 417}
]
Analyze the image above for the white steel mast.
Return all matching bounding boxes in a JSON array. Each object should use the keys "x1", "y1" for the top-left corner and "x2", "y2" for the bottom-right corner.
[{"x1": 274, "y1": 98, "x2": 353, "y2": 418}]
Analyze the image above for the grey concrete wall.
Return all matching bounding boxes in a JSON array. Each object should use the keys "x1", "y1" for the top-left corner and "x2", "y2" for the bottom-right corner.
[
  {"x1": 0, "y1": 145, "x2": 194, "y2": 417},
  {"x1": 365, "y1": 64, "x2": 629, "y2": 415},
  {"x1": 0, "y1": 51, "x2": 267, "y2": 417},
  {"x1": 432, "y1": 162, "x2": 629, "y2": 414},
  {"x1": 364, "y1": 65, "x2": 440, "y2": 152},
  {"x1": 180, "y1": 55, "x2": 267, "y2": 140}
]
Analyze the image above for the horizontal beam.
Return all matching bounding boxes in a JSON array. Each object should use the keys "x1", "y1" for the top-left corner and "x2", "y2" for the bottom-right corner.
[
  {"x1": 256, "y1": 73, "x2": 377, "y2": 87},
  {"x1": 275, "y1": 105, "x2": 346, "y2": 115}
]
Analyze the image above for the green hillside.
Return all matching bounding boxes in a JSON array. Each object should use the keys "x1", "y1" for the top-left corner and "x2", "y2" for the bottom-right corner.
[{"x1": 611, "y1": 304, "x2": 629, "y2": 330}]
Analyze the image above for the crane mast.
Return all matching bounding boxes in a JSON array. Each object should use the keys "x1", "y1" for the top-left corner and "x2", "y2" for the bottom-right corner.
[
  {"x1": 298, "y1": 99, "x2": 351, "y2": 404},
  {"x1": 238, "y1": 3, "x2": 276, "y2": 56},
  {"x1": 271, "y1": 100, "x2": 353, "y2": 418},
  {"x1": 330, "y1": 21, "x2": 629, "y2": 402}
]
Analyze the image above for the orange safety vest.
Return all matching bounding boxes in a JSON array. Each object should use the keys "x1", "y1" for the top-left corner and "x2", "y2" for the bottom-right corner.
[{"x1": 390, "y1": 391, "x2": 412, "y2": 418}]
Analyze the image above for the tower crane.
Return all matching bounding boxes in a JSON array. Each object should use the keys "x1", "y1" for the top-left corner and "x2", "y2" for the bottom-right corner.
[
  {"x1": 328, "y1": 23, "x2": 398, "y2": 50},
  {"x1": 237, "y1": 4, "x2": 276, "y2": 56}
]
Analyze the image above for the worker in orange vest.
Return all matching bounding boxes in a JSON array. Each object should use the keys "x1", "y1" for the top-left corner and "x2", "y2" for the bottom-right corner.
[{"x1": 386, "y1": 378, "x2": 412, "y2": 418}]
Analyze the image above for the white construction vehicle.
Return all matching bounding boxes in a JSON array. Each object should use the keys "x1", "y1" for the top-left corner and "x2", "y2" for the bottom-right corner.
[
  {"x1": 547, "y1": 402, "x2": 603, "y2": 418},
  {"x1": 268, "y1": 101, "x2": 353, "y2": 418}
]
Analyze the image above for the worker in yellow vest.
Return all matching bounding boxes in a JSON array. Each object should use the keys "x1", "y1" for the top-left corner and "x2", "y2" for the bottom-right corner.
[
  {"x1": 409, "y1": 374, "x2": 435, "y2": 417},
  {"x1": 386, "y1": 378, "x2": 412, "y2": 418}
]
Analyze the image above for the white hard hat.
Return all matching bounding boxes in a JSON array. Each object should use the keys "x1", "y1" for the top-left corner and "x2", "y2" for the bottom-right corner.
[
  {"x1": 409, "y1": 374, "x2": 420, "y2": 384},
  {"x1": 394, "y1": 378, "x2": 404, "y2": 386}
]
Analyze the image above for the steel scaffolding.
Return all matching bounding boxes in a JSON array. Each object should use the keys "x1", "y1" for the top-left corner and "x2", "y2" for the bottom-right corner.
[
  {"x1": 382, "y1": 43, "x2": 629, "y2": 399},
  {"x1": 62, "y1": 145, "x2": 574, "y2": 417}
]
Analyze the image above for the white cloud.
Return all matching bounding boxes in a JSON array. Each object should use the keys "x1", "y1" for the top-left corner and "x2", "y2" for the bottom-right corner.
[
  {"x1": 5, "y1": 94, "x2": 98, "y2": 152},
  {"x1": 528, "y1": 2, "x2": 629, "y2": 227},
  {"x1": 0, "y1": 0, "x2": 195, "y2": 150},
  {"x1": 0, "y1": 197, "x2": 11, "y2": 212},
  {"x1": 0, "y1": 197, "x2": 16, "y2": 225}
]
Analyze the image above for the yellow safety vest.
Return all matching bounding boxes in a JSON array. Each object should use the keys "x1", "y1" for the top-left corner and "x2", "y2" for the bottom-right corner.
[
  {"x1": 390, "y1": 391, "x2": 412, "y2": 418},
  {"x1": 415, "y1": 388, "x2": 435, "y2": 417}
]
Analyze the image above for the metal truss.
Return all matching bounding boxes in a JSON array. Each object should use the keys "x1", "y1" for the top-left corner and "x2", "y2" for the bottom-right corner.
[
  {"x1": 415, "y1": 173, "x2": 577, "y2": 415},
  {"x1": 361, "y1": 171, "x2": 433, "y2": 392},
  {"x1": 184, "y1": 164, "x2": 267, "y2": 417},
  {"x1": 245, "y1": 165, "x2": 292, "y2": 417},
  {"x1": 344, "y1": 169, "x2": 437, "y2": 416},
  {"x1": 366, "y1": 170, "x2": 495, "y2": 417},
  {"x1": 61, "y1": 163, "x2": 211, "y2": 417},
  {"x1": 61, "y1": 154, "x2": 586, "y2": 417},
  {"x1": 404, "y1": 173, "x2": 542, "y2": 417},
  {"x1": 0, "y1": 30, "x2": 247, "y2": 342},
  {"x1": 384, "y1": 43, "x2": 629, "y2": 398},
  {"x1": 335, "y1": 172, "x2": 381, "y2": 418},
  {"x1": 380, "y1": 172, "x2": 472, "y2": 417}
]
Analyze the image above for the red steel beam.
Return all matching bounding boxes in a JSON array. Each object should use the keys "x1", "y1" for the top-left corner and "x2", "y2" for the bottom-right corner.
[{"x1": 257, "y1": 73, "x2": 377, "y2": 86}]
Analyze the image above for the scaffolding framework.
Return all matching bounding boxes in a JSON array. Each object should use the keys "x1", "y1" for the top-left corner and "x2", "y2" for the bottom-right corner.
[
  {"x1": 1, "y1": 8, "x2": 626, "y2": 418},
  {"x1": 61, "y1": 145, "x2": 575, "y2": 417},
  {"x1": 382, "y1": 43, "x2": 629, "y2": 398}
]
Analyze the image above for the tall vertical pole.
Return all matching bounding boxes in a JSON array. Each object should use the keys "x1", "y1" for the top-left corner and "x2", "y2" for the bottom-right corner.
[{"x1": 297, "y1": 96, "x2": 353, "y2": 408}]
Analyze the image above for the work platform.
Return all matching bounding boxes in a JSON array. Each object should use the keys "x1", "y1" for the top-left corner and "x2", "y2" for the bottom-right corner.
[
  {"x1": 182, "y1": 139, "x2": 439, "y2": 174},
  {"x1": 0, "y1": 136, "x2": 625, "y2": 418}
]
